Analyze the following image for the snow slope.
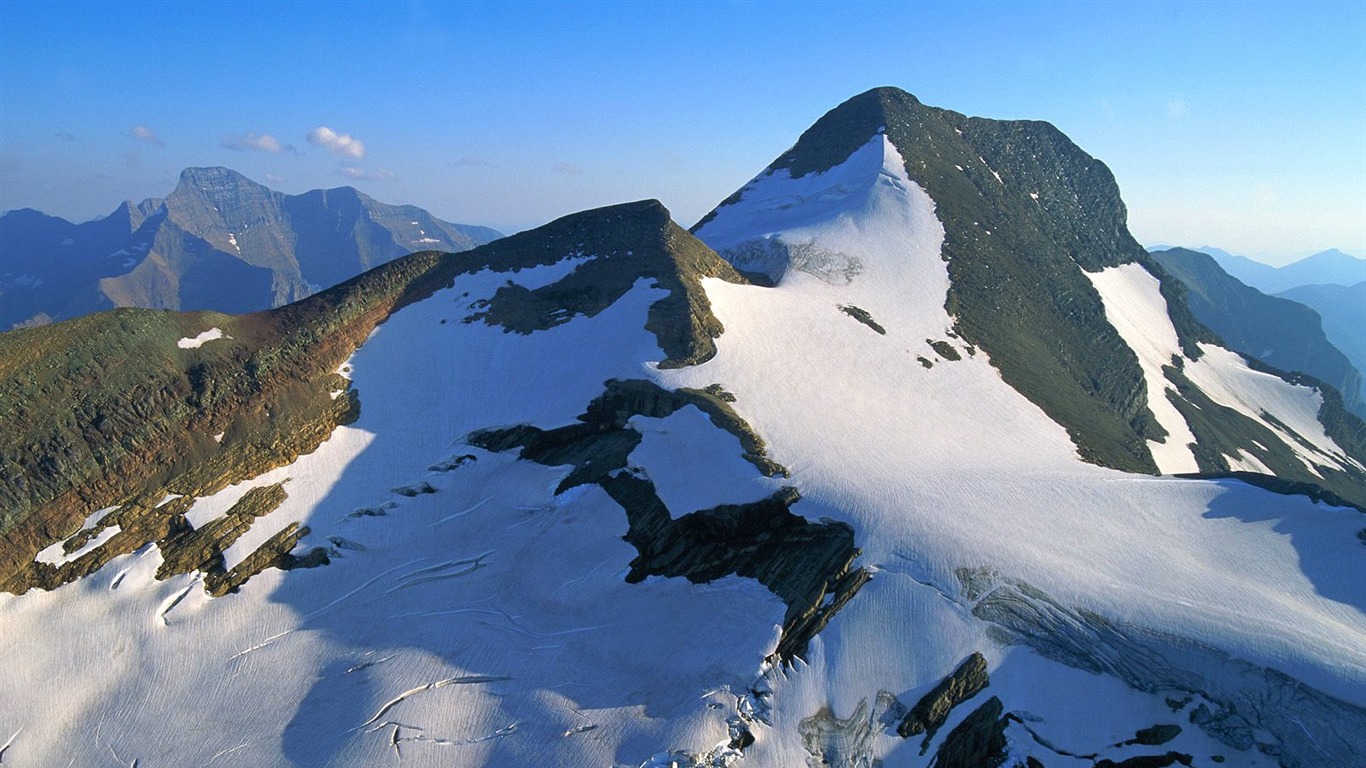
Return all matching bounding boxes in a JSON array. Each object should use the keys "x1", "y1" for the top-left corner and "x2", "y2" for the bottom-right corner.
[
  {"x1": 0, "y1": 256, "x2": 788, "y2": 767},
  {"x1": 1087, "y1": 262, "x2": 1361, "y2": 478},
  {"x1": 682, "y1": 135, "x2": 1366, "y2": 763}
]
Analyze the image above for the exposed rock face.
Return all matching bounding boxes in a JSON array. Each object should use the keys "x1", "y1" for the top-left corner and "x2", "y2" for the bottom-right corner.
[
  {"x1": 929, "y1": 696, "x2": 1009, "y2": 768},
  {"x1": 1124, "y1": 724, "x2": 1182, "y2": 747},
  {"x1": 1094, "y1": 753, "x2": 1193, "y2": 768},
  {"x1": 0, "y1": 167, "x2": 500, "y2": 329},
  {"x1": 465, "y1": 200, "x2": 748, "y2": 367},
  {"x1": 469, "y1": 377, "x2": 866, "y2": 662},
  {"x1": 897, "y1": 652, "x2": 990, "y2": 750},
  {"x1": 1279, "y1": 281, "x2": 1366, "y2": 397}
]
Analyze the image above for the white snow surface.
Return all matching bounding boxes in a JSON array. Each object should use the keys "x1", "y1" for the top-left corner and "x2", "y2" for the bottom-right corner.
[
  {"x1": 176, "y1": 327, "x2": 229, "y2": 348},
  {"x1": 1, "y1": 135, "x2": 1363, "y2": 766},
  {"x1": 682, "y1": 135, "x2": 1366, "y2": 755},
  {"x1": 1087, "y1": 262, "x2": 1360, "y2": 478},
  {"x1": 0, "y1": 254, "x2": 791, "y2": 768},
  {"x1": 1085, "y1": 263, "x2": 1200, "y2": 473},
  {"x1": 33, "y1": 506, "x2": 120, "y2": 566}
]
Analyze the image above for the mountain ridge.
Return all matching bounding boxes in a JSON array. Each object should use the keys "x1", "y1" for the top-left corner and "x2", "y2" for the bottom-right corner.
[
  {"x1": 1194, "y1": 245, "x2": 1366, "y2": 293},
  {"x1": 1150, "y1": 246, "x2": 1365, "y2": 417},
  {"x1": 0, "y1": 168, "x2": 500, "y2": 330}
]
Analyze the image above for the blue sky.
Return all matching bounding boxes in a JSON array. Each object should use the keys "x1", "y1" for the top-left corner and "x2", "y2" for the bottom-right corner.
[{"x1": 0, "y1": 0, "x2": 1362, "y2": 264}]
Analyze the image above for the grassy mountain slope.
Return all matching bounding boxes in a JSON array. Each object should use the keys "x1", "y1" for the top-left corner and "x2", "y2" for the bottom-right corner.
[{"x1": 0, "y1": 199, "x2": 744, "y2": 591}]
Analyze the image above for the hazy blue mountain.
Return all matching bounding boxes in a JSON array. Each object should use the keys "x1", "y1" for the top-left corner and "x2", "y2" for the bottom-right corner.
[
  {"x1": 1197, "y1": 246, "x2": 1366, "y2": 293},
  {"x1": 1278, "y1": 281, "x2": 1366, "y2": 396},
  {"x1": 0, "y1": 168, "x2": 500, "y2": 329},
  {"x1": 1151, "y1": 247, "x2": 1363, "y2": 416}
]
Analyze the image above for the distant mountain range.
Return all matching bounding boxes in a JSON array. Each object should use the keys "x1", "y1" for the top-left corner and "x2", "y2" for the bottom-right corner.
[
  {"x1": 0, "y1": 167, "x2": 501, "y2": 330},
  {"x1": 1186, "y1": 246, "x2": 1366, "y2": 294}
]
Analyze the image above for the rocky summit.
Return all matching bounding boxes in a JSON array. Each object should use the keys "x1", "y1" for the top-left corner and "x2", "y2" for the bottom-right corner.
[{"x1": 0, "y1": 88, "x2": 1363, "y2": 768}]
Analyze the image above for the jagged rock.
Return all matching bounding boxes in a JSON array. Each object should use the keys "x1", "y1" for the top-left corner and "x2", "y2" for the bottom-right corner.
[
  {"x1": 156, "y1": 483, "x2": 289, "y2": 586},
  {"x1": 927, "y1": 340, "x2": 961, "y2": 361},
  {"x1": 392, "y1": 481, "x2": 437, "y2": 497},
  {"x1": 897, "y1": 652, "x2": 989, "y2": 751},
  {"x1": 838, "y1": 305, "x2": 886, "y2": 335},
  {"x1": 205, "y1": 522, "x2": 328, "y2": 597},
  {"x1": 470, "y1": 378, "x2": 859, "y2": 662},
  {"x1": 462, "y1": 200, "x2": 749, "y2": 368},
  {"x1": 929, "y1": 696, "x2": 1008, "y2": 768},
  {"x1": 427, "y1": 454, "x2": 476, "y2": 472},
  {"x1": 1122, "y1": 724, "x2": 1182, "y2": 747}
]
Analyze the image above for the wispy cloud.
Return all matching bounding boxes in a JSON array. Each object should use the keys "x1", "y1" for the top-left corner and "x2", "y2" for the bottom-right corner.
[
  {"x1": 55, "y1": 131, "x2": 78, "y2": 142},
  {"x1": 450, "y1": 157, "x2": 495, "y2": 168},
  {"x1": 221, "y1": 132, "x2": 291, "y2": 153},
  {"x1": 552, "y1": 161, "x2": 582, "y2": 175},
  {"x1": 129, "y1": 125, "x2": 164, "y2": 146},
  {"x1": 1097, "y1": 97, "x2": 1117, "y2": 121},
  {"x1": 1166, "y1": 98, "x2": 1190, "y2": 120},
  {"x1": 264, "y1": 173, "x2": 287, "y2": 185},
  {"x1": 339, "y1": 166, "x2": 393, "y2": 181},
  {"x1": 307, "y1": 126, "x2": 365, "y2": 159}
]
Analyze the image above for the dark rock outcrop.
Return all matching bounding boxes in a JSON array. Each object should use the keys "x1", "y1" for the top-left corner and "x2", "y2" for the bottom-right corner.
[
  {"x1": 929, "y1": 696, "x2": 1009, "y2": 768},
  {"x1": 897, "y1": 652, "x2": 990, "y2": 751}
]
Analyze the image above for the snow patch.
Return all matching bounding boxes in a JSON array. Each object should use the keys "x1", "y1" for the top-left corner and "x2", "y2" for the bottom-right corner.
[
  {"x1": 177, "y1": 328, "x2": 230, "y2": 349},
  {"x1": 1085, "y1": 263, "x2": 1200, "y2": 474}
]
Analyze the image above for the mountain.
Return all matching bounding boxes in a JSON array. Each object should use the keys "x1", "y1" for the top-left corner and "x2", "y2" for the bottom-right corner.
[
  {"x1": 1279, "y1": 281, "x2": 1366, "y2": 392},
  {"x1": 0, "y1": 167, "x2": 501, "y2": 330},
  {"x1": 1, "y1": 89, "x2": 1364, "y2": 768},
  {"x1": 1150, "y1": 246, "x2": 1364, "y2": 416},
  {"x1": 1199, "y1": 245, "x2": 1366, "y2": 293}
]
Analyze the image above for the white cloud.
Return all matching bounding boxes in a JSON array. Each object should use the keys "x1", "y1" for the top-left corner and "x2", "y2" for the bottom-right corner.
[
  {"x1": 307, "y1": 126, "x2": 365, "y2": 159},
  {"x1": 339, "y1": 166, "x2": 393, "y2": 181},
  {"x1": 552, "y1": 161, "x2": 582, "y2": 175},
  {"x1": 264, "y1": 173, "x2": 287, "y2": 185},
  {"x1": 221, "y1": 132, "x2": 288, "y2": 153},
  {"x1": 129, "y1": 125, "x2": 164, "y2": 146}
]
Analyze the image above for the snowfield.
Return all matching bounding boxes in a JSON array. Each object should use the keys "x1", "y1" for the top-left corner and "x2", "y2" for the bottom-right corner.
[
  {"x1": 176, "y1": 326, "x2": 229, "y2": 348},
  {"x1": 1, "y1": 135, "x2": 1363, "y2": 766}
]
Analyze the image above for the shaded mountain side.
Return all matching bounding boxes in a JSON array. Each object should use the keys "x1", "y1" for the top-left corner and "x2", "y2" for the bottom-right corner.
[
  {"x1": 0, "y1": 168, "x2": 500, "y2": 330},
  {"x1": 1151, "y1": 247, "x2": 1364, "y2": 417},
  {"x1": 1278, "y1": 281, "x2": 1366, "y2": 391},
  {"x1": 697, "y1": 87, "x2": 1219, "y2": 474},
  {"x1": 0, "y1": 201, "x2": 163, "y2": 329},
  {"x1": 0, "y1": 199, "x2": 744, "y2": 590}
]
